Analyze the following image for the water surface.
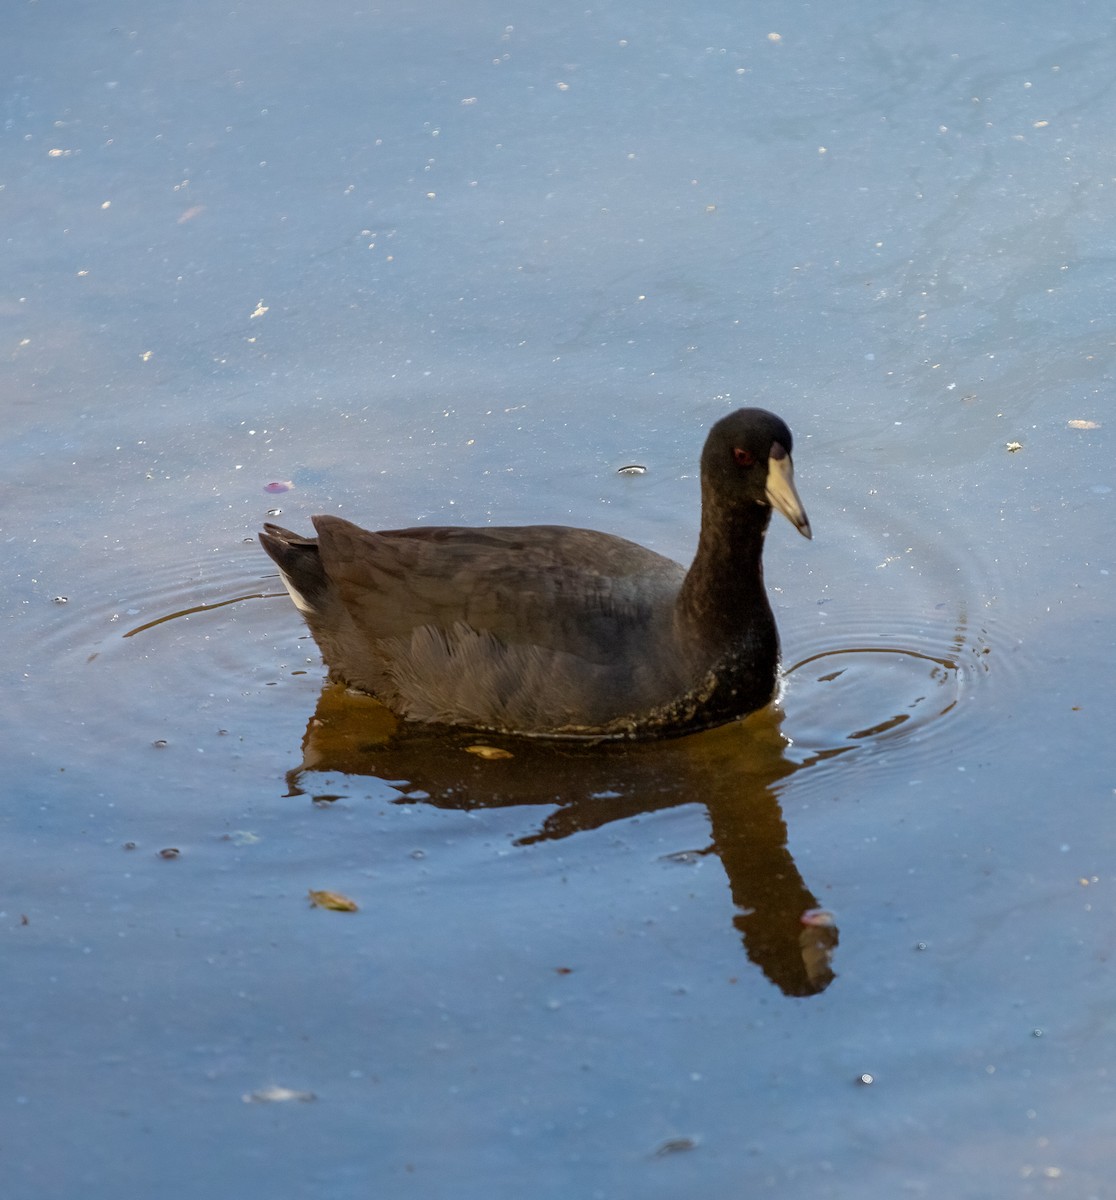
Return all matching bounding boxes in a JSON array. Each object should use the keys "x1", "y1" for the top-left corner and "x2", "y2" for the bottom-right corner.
[{"x1": 4, "y1": 3, "x2": 1115, "y2": 1197}]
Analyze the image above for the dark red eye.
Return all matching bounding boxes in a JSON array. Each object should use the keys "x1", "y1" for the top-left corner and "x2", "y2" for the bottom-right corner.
[{"x1": 733, "y1": 447, "x2": 755, "y2": 467}]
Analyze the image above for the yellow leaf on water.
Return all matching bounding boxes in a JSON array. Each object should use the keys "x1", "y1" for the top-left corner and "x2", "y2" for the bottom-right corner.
[
  {"x1": 466, "y1": 745, "x2": 513, "y2": 760},
  {"x1": 308, "y1": 889, "x2": 358, "y2": 912},
  {"x1": 1068, "y1": 419, "x2": 1100, "y2": 430}
]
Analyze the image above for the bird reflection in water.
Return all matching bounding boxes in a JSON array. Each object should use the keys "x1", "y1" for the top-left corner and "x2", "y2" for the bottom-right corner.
[{"x1": 284, "y1": 683, "x2": 839, "y2": 998}]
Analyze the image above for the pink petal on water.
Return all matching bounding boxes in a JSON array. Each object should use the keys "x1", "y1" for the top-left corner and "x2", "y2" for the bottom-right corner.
[{"x1": 264, "y1": 480, "x2": 294, "y2": 494}]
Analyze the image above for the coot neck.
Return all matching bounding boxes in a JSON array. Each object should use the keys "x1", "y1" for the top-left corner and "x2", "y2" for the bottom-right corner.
[{"x1": 675, "y1": 491, "x2": 775, "y2": 654}]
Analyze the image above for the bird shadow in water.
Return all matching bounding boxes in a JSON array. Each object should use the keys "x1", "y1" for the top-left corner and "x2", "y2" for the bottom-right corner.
[{"x1": 285, "y1": 684, "x2": 839, "y2": 999}]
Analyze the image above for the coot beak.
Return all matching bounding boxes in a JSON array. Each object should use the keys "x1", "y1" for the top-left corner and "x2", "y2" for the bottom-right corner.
[{"x1": 765, "y1": 443, "x2": 812, "y2": 539}]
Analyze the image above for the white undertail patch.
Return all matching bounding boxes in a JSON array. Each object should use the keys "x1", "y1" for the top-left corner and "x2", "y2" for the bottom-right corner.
[{"x1": 277, "y1": 568, "x2": 315, "y2": 617}]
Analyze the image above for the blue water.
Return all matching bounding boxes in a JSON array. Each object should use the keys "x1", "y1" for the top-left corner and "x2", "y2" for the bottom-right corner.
[{"x1": 4, "y1": 3, "x2": 1115, "y2": 1197}]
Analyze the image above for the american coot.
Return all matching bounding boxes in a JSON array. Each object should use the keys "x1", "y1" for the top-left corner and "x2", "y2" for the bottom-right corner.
[{"x1": 260, "y1": 407, "x2": 810, "y2": 740}]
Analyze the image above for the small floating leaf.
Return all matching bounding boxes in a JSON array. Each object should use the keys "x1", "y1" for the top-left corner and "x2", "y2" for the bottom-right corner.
[
  {"x1": 617, "y1": 463, "x2": 647, "y2": 476},
  {"x1": 157, "y1": 847, "x2": 180, "y2": 859},
  {"x1": 1068, "y1": 419, "x2": 1100, "y2": 430},
  {"x1": 308, "y1": 889, "x2": 359, "y2": 912},
  {"x1": 264, "y1": 480, "x2": 294, "y2": 494},
  {"x1": 653, "y1": 1136, "x2": 699, "y2": 1157},
  {"x1": 466, "y1": 745, "x2": 513, "y2": 760}
]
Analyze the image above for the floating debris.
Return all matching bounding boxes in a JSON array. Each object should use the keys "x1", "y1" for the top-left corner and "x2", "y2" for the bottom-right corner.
[
  {"x1": 242, "y1": 1085, "x2": 316, "y2": 1104},
  {"x1": 264, "y1": 481, "x2": 293, "y2": 494},
  {"x1": 653, "y1": 1136, "x2": 699, "y2": 1157},
  {"x1": 466, "y1": 744, "x2": 513, "y2": 760},
  {"x1": 659, "y1": 850, "x2": 704, "y2": 866},
  {"x1": 1006, "y1": 441, "x2": 1023, "y2": 453},
  {"x1": 856, "y1": 1072, "x2": 875, "y2": 1086},
  {"x1": 617, "y1": 463, "x2": 647, "y2": 476},
  {"x1": 220, "y1": 830, "x2": 260, "y2": 846},
  {"x1": 1068, "y1": 419, "x2": 1100, "y2": 430},
  {"x1": 308, "y1": 889, "x2": 359, "y2": 912},
  {"x1": 157, "y1": 847, "x2": 180, "y2": 859},
  {"x1": 801, "y1": 908, "x2": 837, "y2": 928}
]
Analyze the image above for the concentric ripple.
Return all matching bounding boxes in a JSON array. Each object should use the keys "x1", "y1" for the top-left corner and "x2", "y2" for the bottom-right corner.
[
  {"x1": 22, "y1": 537, "x2": 320, "y2": 752},
  {"x1": 766, "y1": 465, "x2": 1021, "y2": 795},
  {"x1": 27, "y1": 461, "x2": 1018, "y2": 800},
  {"x1": 778, "y1": 614, "x2": 987, "y2": 776}
]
